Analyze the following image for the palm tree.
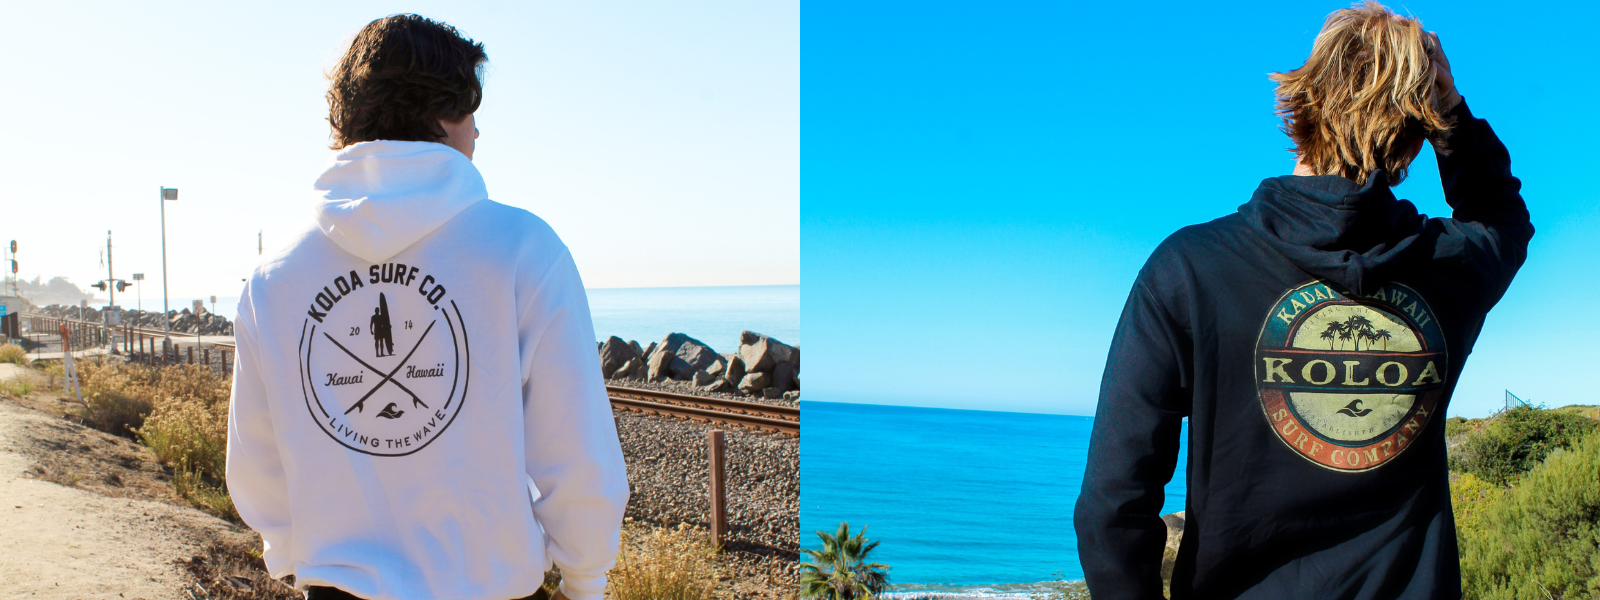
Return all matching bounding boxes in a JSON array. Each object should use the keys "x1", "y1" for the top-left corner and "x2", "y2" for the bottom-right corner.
[
  {"x1": 1337, "y1": 326, "x2": 1355, "y2": 351},
  {"x1": 1320, "y1": 323, "x2": 1341, "y2": 349},
  {"x1": 800, "y1": 522, "x2": 890, "y2": 599},
  {"x1": 1343, "y1": 315, "x2": 1377, "y2": 351},
  {"x1": 1373, "y1": 328, "x2": 1392, "y2": 350}
]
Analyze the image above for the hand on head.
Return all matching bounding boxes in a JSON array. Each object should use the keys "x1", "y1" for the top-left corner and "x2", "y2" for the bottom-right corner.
[{"x1": 1427, "y1": 32, "x2": 1461, "y2": 112}]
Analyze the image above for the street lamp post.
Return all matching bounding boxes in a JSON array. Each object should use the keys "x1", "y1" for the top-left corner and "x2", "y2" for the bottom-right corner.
[{"x1": 160, "y1": 187, "x2": 178, "y2": 353}]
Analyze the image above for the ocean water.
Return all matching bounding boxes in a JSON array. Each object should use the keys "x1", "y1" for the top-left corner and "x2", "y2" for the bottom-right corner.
[
  {"x1": 587, "y1": 285, "x2": 799, "y2": 354},
  {"x1": 801, "y1": 401, "x2": 1189, "y2": 590},
  {"x1": 84, "y1": 285, "x2": 799, "y2": 355}
]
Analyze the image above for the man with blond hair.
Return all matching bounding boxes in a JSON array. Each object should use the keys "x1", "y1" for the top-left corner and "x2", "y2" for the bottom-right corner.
[{"x1": 1075, "y1": 3, "x2": 1531, "y2": 598}]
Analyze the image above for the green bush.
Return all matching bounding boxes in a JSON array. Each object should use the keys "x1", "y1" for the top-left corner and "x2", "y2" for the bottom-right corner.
[
  {"x1": 1449, "y1": 405, "x2": 1597, "y2": 486},
  {"x1": 1458, "y1": 432, "x2": 1600, "y2": 599},
  {"x1": 1444, "y1": 416, "x2": 1475, "y2": 442}
]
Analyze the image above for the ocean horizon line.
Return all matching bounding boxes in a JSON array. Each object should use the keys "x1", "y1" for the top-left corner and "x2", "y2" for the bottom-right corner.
[
  {"x1": 585, "y1": 282, "x2": 798, "y2": 291},
  {"x1": 802, "y1": 398, "x2": 1094, "y2": 420}
]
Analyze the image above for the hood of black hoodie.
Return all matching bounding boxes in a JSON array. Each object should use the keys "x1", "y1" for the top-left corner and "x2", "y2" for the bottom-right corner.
[{"x1": 1237, "y1": 170, "x2": 1429, "y2": 296}]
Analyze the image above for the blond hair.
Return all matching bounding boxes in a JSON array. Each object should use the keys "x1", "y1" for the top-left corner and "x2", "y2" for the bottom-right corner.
[{"x1": 1270, "y1": 1, "x2": 1452, "y2": 186}]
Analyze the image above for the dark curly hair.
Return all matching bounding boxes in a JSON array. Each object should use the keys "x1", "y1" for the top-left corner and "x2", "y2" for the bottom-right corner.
[{"x1": 327, "y1": 15, "x2": 487, "y2": 149}]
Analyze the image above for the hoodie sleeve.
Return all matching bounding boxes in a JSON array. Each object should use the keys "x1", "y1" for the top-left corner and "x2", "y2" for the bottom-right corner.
[
  {"x1": 1074, "y1": 275, "x2": 1191, "y2": 600},
  {"x1": 1434, "y1": 98, "x2": 1534, "y2": 306},
  {"x1": 225, "y1": 284, "x2": 296, "y2": 577},
  {"x1": 518, "y1": 248, "x2": 630, "y2": 600}
]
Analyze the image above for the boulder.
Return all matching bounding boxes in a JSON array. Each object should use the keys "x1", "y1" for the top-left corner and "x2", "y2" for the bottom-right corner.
[
  {"x1": 643, "y1": 341, "x2": 657, "y2": 358},
  {"x1": 599, "y1": 336, "x2": 640, "y2": 379},
  {"x1": 771, "y1": 361, "x2": 798, "y2": 392},
  {"x1": 703, "y1": 379, "x2": 734, "y2": 394},
  {"x1": 691, "y1": 370, "x2": 714, "y2": 387},
  {"x1": 706, "y1": 360, "x2": 726, "y2": 379},
  {"x1": 738, "y1": 371, "x2": 770, "y2": 395},
  {"x1": 738, "y1": 331, "x2": 797, "y2": 373},
  {"x1": 723, "y1": 356, "x2": 747, "y2": 387},
  {"x1": 629, "y1": 340, "x2": 645, "y2": 358},
  {"x1": 614, "y1": 358, "x2": 646, "y2": 381},
  {"x1": 654, "y1": 333, "x2": 721, "y2": 380},
  {"x1": 646, "y1": 349, "x2": 675, "y2": 382},
  {"x1": 762, "y1": 387, "x2": 782, "y2": 399}
]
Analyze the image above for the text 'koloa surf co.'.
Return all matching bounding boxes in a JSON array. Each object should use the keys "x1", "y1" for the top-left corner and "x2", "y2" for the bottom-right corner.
[{"x1": 298, "y1": 262, "x2": 471, "y2": 456}]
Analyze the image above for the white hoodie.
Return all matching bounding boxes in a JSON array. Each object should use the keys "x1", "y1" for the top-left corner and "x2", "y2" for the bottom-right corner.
[{"x1": 226, "y1": 140, "x2": 629, "y2": 600}]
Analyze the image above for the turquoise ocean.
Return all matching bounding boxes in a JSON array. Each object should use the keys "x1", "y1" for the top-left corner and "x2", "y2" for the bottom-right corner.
[
  {"x1": 586, "y1": 284, "x2": 799, "y2": 353},
  {"x1": 801, "y1": 401, "x2": 1189, "y2": 596}
]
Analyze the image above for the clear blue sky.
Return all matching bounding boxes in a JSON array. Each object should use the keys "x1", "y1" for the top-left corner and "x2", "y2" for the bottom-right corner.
[
  {"x1": 802, "y1": 0, "x2": 1599, "y2": 418},
  {"x1": 1, "y1": 1, "x2": 795, "y2": 301}
]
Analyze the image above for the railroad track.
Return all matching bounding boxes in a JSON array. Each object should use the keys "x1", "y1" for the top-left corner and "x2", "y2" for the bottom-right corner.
[{"x1": 608, "y1": 385, "x2": 799, "y2": 436}]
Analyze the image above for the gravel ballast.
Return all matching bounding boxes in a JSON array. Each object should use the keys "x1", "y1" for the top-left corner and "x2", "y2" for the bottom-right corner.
[{"x1": 614, "y1": 404, "x2": 798, "y2": 596}]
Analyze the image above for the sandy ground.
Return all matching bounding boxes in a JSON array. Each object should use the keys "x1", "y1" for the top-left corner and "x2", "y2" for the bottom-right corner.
[
  {"x1": 0, "y1": 363, "x2": 275, "y2": 600},
  {"x1": 0, "y1": 402, "x2": 199, "y2": 598}
]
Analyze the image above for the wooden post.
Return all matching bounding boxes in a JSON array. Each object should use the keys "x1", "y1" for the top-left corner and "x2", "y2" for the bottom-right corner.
[
  {"x1": 204, "y1": 348, "x2": 211, "y2": 371},
  {"x1": 223, "y1": 350, "x2": 230, "y2": 373},
  {"x1": 187, "y1": 346, "x2": 194, "y2": 364},
  {"x1": 707, "y1": 430, "x2": 727, "y2": 549}
]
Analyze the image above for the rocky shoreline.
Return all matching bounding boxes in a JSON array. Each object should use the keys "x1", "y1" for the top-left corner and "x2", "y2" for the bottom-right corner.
[
  {"x1": 600, "y1": 331, "x2": 799, "y2": 402},
  {"x1": 33, "y1": 304, "x2": 233, "y2": 336}
]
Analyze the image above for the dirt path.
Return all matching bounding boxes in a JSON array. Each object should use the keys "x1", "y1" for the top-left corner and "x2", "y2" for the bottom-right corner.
[
  {"x1": 0, "y1": 365, "x2": 272, "y2": 599},
  {"x1": 0, "y1": 401, "x2": 201, "y2": 598}
]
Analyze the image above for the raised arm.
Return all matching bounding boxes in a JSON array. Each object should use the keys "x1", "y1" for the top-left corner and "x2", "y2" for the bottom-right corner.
[
  {"x1": 1428, "y1": 33, "x2": 1534, "y2": 303},
  {"x1": 1074, "y1": 276, "x2": 1191, "y2": 600}
]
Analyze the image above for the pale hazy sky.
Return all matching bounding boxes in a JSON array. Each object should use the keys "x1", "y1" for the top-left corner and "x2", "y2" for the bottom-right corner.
[{"x1": 1, "y1": 1, "x2": 797, "y2": 302}]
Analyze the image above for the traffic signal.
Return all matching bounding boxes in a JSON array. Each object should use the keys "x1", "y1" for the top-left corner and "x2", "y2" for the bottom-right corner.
[
  {"x1": 92, "y1": 282, "x2": 107, "y2": 292},
  {"x1": 8, "y1": 259, "x2": 14, "y2": 274},
  {"x1": 115, "y1": 281, "x2": 129, "y2": 292},
  {"x1": 8, "y1": 240, "x2": 14, "y2": 253}
]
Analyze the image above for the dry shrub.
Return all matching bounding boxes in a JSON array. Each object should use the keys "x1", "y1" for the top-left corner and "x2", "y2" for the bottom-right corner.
[
  {"x1": 42, "y1": 363, "x2": 65, "y2": 389},
  {"x1": 132, "y1": 363, "x2": 233, "y2": 518},
  {"x1": 609, "y1": 522, "x2": 726, "y2": 600},
  {"x1": 173, "y1": 456, "x2": 240, "y2": 521},
  {"x1": 0, "y1": 342, "x2": 26, "y2": 364},
  {"x1": 65, "y1": 360, "x2": 236, "y2": 518}
]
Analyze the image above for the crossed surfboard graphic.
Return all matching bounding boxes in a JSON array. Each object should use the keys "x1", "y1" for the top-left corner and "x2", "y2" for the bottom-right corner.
[{"x1": 323, "y1": 319, "x2": 437, "y2": 417}]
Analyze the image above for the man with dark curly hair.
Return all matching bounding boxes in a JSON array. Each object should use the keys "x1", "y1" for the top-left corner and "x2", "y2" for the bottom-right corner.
[
  {"x1": 1075, "y1": 3, "x2": 1531, "y2": 598},
  {"x1": 226, "y1": 15, "x2": 628, "y2": 600}
]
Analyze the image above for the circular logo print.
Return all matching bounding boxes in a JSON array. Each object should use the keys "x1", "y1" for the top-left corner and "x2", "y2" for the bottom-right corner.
[
  {"x1": 1255, "y1": 281, "x2": 1447, "y2": 472},
  {"x1": 297, "y1": 263, "x2": 470, "y2": 456}
]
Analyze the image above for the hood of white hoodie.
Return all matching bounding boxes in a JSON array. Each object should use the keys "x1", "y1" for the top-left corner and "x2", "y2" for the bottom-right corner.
[{"x1": 313, "y1": 141, "x2": 488, "y2": 264}]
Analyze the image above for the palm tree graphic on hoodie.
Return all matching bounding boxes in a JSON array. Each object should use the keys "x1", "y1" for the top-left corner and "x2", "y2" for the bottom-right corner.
[{"x1": 1319, "y1": 314, "x2": 1393, "y2": 351}]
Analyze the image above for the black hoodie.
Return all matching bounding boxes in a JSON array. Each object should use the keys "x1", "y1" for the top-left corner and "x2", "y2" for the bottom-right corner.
[{"x1": 1074, "y1": 100, "x2": 1531, "y2": 599}]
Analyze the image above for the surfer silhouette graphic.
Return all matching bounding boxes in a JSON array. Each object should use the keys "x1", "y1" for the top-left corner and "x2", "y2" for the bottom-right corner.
[{"x1": 371, "y1": 293, "x2": 394, "y2": 357}]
